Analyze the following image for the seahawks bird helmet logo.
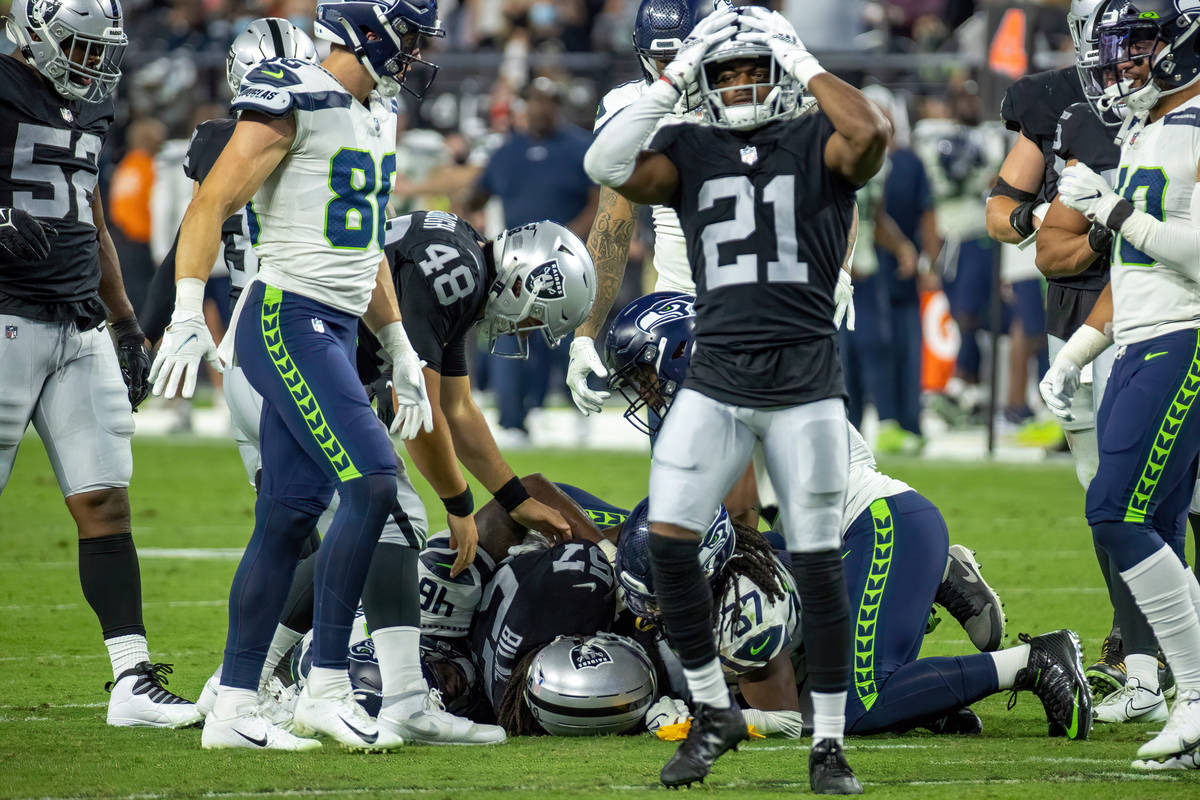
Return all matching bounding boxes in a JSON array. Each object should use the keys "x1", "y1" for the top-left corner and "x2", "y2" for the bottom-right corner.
[
  {"x1": 635, "y1": 296, "x2": 695, "y2": 334},
  {"x1": 569, "y1": 643, "x2": 613, "y2": 670}
]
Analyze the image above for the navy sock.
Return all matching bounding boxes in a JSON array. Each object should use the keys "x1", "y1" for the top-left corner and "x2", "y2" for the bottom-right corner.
[
  {"x1": 648, "y1": 534, "x2": 717, "y2": 669},
  {"x1": 311, "y1": 473, "x2": 394, "y2": 669},
  {"x1": 791, "y1": 549, "x2": 852, "y2": 693},
  {"x1": 222, "y1": 493, "x2": 319, "y2": 689},
  {"x1": 361, "y1": 541, "x2": 420, "y2": 630},
  {"x1": 851, "y1": 655, "x2": 999, "y2": 735},
  {"x1": 79, "y1": 533, "x2": 145, "y2": 639}
]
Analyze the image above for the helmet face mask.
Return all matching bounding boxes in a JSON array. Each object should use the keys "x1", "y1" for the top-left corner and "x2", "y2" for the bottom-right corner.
[
  {"x1": 314, "y1": 0, "x2": 445, "y2": 99},
  {"x1": 5, "y1": 0, "x2": 128, "y2": 103},
  {"x1": 632, "y1": 0, "x2": 702, "y2": 108},
  {"x1": 226, "y1": 17, "x2": 318, "y2": 94},
  {"x1": 1088, "y1": 0, "x2": 1200, "y2": 117},
  {"x1": 699, "y1": 39, "x2": 799, "y2": 130}
]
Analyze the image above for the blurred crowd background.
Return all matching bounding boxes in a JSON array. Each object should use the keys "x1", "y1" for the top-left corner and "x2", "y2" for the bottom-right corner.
[{"x1": 1, "y1": 0, "x2": 1083, "y2": 453}]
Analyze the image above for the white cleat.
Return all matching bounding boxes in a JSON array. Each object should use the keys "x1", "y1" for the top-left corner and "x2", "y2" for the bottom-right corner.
[
  {"x1": 106, "y1": 662, "x2": 203, "y2": 728},
  {"x1": 201, "y1": 710, "x2": 320, "y2": 751},
  {"x1": 379, "y1": 688, "x2": 507, "y2": 746},
  {"x1": 1132, "y1": 749, "x2": 1200, "y2": 770},
  {"x1": 1094, "y1": 677, "x2": 1168, "y2": 724},
  {"x1": 292, "y1": 683, "x2": 403, "y2": 751},
  {"x1": 259, "y1": 676, "x2": 298, "y2": 728},
  {"x1": 1136, "y1": 688, "x2": 1200, "y2": 761},
  {"x1": 195, "y1": 664, "x2": 222, "y2": 718}
]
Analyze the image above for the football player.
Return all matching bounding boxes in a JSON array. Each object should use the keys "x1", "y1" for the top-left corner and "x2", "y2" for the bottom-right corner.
[
  {"x1": 152, "y1": 0, "x2": 442, "y2": 751},
  {"x1": 0, "y1": 0, "x2": 198, "y2": 726},
  {"x1": 585, "y1": 5, "x2": 888, "y2": 791},
  {"x1": 605, "y1": 293, "x2": 1093, "y2": 741},
  {"x1": 1047, "y1": 0, "x2": 1200, "y2": 769}
]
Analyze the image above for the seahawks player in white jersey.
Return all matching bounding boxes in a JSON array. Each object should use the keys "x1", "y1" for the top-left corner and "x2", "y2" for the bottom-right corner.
[
  {"x1": 1047, "y1": 0, "x2": 1200, "y2": 770},
  {"x1": 152, "y1": 0, "x2": 443, "y2": 752}
]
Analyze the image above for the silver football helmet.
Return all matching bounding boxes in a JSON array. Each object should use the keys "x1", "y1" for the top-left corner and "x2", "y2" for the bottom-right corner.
[
  {"x1": 1068, "y1": 0, "x2": 1104, "y2": 57},
  {"x1": 226, "y1": 17, "x2": 318, "y2": 94},
  {"x1": 698, "y1": 31, "x2": 800, "y2": 130},
  {"x1": 484, "y1": 221, "x2": 596, "y2": 358},
  {"x1": 4, "y1": 0, "x2": 127, "y2": 103},
  {"x1": 525, "y1": 633, "x2": 657, "y2": 736}
]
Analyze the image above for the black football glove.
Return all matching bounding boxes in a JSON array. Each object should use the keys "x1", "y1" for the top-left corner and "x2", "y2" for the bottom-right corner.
[
  {"x1": 1088, "y1": 221, "x2": 1114, "y2": 255},
  {"x1": 0, "y1": 207, "x2": 52, "y2": 262},
  {"x1": 110, "y1": 317, "x2": 151, "y2": 411},
  {"x1": 365, "y1": 368, "x2": 396, "y2": 430}
]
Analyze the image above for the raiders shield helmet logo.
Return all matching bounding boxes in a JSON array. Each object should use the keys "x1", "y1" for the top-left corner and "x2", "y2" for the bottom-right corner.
[
  {"x1": 569, "y1": 642, "x2": 613, "y2": 670},
  {"x1": 525, "y1": 260, "x2": 566, "y2": 299}
]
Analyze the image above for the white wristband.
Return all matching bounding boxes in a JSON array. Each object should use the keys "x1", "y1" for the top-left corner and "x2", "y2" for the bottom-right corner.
[
  {"x1": 1059, "y1": 324, "x2": 1113, "y2": 369},
  {"x1": 792, "y1": 55, "x2": 827, "y2": 88},
  {"x1": 172, "y1": 277, "x2": 206, "y2": 318},
  {"x1": 376, "y1": 321, "x2": 415, "y2": 364}
]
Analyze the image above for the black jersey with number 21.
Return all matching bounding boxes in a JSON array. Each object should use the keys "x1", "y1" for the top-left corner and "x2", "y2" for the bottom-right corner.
[{"x1": 648, "y1": 113, "x2": 856, "y2": 407}]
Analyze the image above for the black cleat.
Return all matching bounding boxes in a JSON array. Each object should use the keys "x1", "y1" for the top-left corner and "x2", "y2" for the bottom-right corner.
[
  {"x1": 809, "y1": 738, "x2": 863, "y2": 795},
  {"x1": 935, "y1": 545, "x2": 1005, "y2": 651},
  {"x1": 1159, "y1": 649, "x2": 1177, "y2": 701},
  {"x1": 659, "y1": 703, "x2": 748, "y2": 788},
  {"x1": 920, "y1": 706, "x2": 983, "y2": 735},
  {"x1": 1085, "y1": 633, "x2": 1126, "y2": 700},
  {"x1": 1009, "y1": 630, "x2": 1093, "y2": 740}
]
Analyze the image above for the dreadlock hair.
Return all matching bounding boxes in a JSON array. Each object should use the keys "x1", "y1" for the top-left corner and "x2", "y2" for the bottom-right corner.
[
  {"x1": 711, "y1": 520, "x2": 788, "y2": 627},
  {"x1": 495, "y1": 646, "x2": 544, "y2": 736}
]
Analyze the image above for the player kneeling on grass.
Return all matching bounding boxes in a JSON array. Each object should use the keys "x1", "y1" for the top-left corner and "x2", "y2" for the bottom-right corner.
[{"x1": 604, "y1": 292, "x2": 1094, "y2": 741}]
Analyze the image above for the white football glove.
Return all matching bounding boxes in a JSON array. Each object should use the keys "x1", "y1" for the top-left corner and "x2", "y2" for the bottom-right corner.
[
  {"x1": 834, "y1": 269, "x2": 855, "y2": 331},
  {"x1": 566, "y1": 336, "x2": 610, "y2": 416},
  {"x1": 738, "y1": 8, "x2": 826, "y2": 87},
  {"x1": 742, "y1": 708, "x2": 806, "y2": 739},
  {"x1": 661, "y1": 8, "x2": 737, "y2": 93},
  {"x1": 644, "y1": 696, "x2": 690, "y2": 732},
  {"x1": 1057, "y1": 163, "x2": 1124, "y2": 225},
  {"x1": 1039, "y1": 358, "x2": 1082, "y2": 422},
  {"x1": 376, "y1": 322, "x2": 433, "y2": 440},
  {"x1": 150, "y1": 284, "x2": 224, "y2": 399}
]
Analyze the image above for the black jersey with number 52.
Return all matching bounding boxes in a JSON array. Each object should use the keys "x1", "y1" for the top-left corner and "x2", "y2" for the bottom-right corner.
[
  {"x1": 382, "y1": 211, "x2": 491, "y2": 377},
  {"x1": 0, "y1": 54, "x2": 113, "y2": 329},
  {"x1": 648, "y1": 114, "x2": 856, "y2": 407}
]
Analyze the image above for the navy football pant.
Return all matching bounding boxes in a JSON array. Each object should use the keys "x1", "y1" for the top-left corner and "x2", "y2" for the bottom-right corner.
[
  {"x1": 220, "y1": 283, "x2": 396, "y2": 689},
  {"x1": 1087, "y1": 330, "x2": 1200, "y2": 572}
]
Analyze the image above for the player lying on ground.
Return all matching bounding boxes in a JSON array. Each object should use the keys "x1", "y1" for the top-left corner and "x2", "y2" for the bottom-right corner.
[
  {"x1": 604, "y1": 291, "x2": 1094, "y2": 741},
  {"x1": 0, "y1": 0, "x2": 198, "y2": 727}
]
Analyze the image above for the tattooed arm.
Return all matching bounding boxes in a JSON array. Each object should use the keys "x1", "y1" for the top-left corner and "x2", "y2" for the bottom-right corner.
[{"x1": 578, "y1": 185, "x2": 639, "y2": 340}]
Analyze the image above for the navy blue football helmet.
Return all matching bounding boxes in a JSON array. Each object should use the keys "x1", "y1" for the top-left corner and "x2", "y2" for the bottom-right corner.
[
  {"x1": 603, "y1": 292, "x2": 696, "y2": 436},
  {"x1": 289, "y1": 624, "x2": 383, "y2": 716},
  {"x1": 1087, "y1": 0, "x2": 1200, "y2": 116},
  {"x1": 633, "y1": 0, "x2": 702, "y2": 83},
  {"x1": 615, "y1": 497, "x2": 735, "y2": 622},
  {"x1": 314, "y1": 0, "x2": 444, "y2": 98}
]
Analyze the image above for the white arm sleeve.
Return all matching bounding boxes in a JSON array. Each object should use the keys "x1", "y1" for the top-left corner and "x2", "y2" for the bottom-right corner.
[
  {"x1": 583, "y1": 79, "x2": 680, "y2": 188},
  {"x1": 1117, "y1": 183, "x2": 1200, "y2": 281}
]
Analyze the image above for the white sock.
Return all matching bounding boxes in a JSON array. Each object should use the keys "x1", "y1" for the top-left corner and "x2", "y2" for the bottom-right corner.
[
  {"x1": 259, "y1": 625, "x2": 304, "y2": 689},
  {"x1": 1120, "y1": 545, "x2": 1200, "y2": 690},
  {"x1": 213, "y1": 687, "x2": 257, "y2": 719},
  {"x1": 1124, "y1": 653, "x2": 1159, "y2": 693},
  {"x1": 683, "y1": 659, "x2": 730, "y2": 709},
  {"x1": 989, "y1": 644, "x2": 1031, "y2": 689},
  {"x1": 105, "y1": 634, "x2": 149, "y2": 681},
  {"x1": 306, "y1": 666, "x2": 351, "y2": 699},
  {"x1": 373, "y1": 626, "x2": 426, "y2": 706},
  {"x1": 811, "y1": 691, "x2": 847, "y2": 743}
]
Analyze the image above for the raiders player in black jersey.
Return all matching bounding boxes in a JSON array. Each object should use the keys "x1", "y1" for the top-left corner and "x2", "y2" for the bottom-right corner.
[
  {"x1": 0, "y1": 0, "x2": 199, "y2": 725},
  {"x1": 585, "y1": 5, "x2": 886, "y2": 793}
]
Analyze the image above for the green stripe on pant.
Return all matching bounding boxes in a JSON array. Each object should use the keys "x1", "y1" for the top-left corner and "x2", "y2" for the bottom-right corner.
[{"x1": 853, "y1": 497, "x2": 896, "y2": 712}]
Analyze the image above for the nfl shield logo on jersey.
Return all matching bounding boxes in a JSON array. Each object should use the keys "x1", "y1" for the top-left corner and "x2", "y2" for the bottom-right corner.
[
  {"x1": 310, "y1": 317, "x2": 325, "y2": 333},
  {"x1": 4, "y1": 325, "x2": 16, "y2": 340},
  {"x1": 60, "y1": 107, "x2": 73, "y2": 123},
  {"x1": 740, "y1": 145, "x2": 758, "y2": 166},
  {"x1": 570, "y1": 642, "x2": 613, "y2": 670}
]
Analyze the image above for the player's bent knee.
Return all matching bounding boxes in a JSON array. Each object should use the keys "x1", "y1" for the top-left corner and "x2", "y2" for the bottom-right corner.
[
  {"x1": 782, "y1": 500, "x2": 842, "y2": 553},
  {"x1": 66, "y1": 487, "x2": 131, "y2": 537}
]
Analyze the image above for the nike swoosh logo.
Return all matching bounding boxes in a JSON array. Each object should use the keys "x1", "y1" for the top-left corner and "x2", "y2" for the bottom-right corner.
[
  {"x1": 339, "y1": 714, "x2": 377, "y2": 744},
  {"x1": 262, "y1": 69, "x2": 284, "y2": 78},
  {"x1": 750, "y1": 638, "x2": 769, "y2": 656},
  {"x1": 573, "y1": 581, "x2": 598, "y2": 591},
  {"x1": 1066, "y1": 688, "x2": 1081, "y2": 739},
  {"x1": 435, "y1": 562, "x2": 454, "y2": 570},
  {"x1": 174, "y1": 334, "x2": 197, "y2": 353},
  {"x1": 1078, "y1": 191, "x2": 1102, "y2": 202},
  {"x1": 1145, "y1": 351, "x2": 1169, "y2": 361},
  {"x1": 1129, "y1": 694, "x2": 1163, "y2": 712},
  {"x1": 236, "y1": 728, "x2": 268, "y2": 747}
]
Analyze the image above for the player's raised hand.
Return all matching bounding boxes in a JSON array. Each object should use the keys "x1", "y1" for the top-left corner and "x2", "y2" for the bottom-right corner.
[
  {"x1": 150, "y1": 312, "x2": 223, "y2": 399},
  {"x1": 738, "y1": 8, "x2": 826, "y2": 88},
  {"x1": 660, "y1": 7, "x2": 737, "y2": 93},
  {"x1": 509, "y1": 497, "x2": 572, "y2": 544},
  {"x1": 833, "y1": 269, "x2": 856, "y2": 331},
  {"x1": 445, "y1": 510, "x2": 478, "y2": 578},
  {"x1": 1058, "y1": 163, "x2": 1123, "y2": 224},
  {"x1": 566, "y1": 336, "x2": 610, "y2": 416},
  {"x1": 376, "y1": 321, "x2": 434, "y2": 439},
  {"x1": 0, "y1": 207, "x2": 52, "y2": 262},
  {"x1": 1039, "y1": 359, "x2": 1081, "y2": 422}
]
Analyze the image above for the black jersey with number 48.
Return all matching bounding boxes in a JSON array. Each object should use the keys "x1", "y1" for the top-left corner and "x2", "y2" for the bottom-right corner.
[
  {"x1": 648, "y1": 113, "x2": 856, "y2": 407},
  {"x1": 382, "y1": 211, "x2": 491, "y2": 377},
  {"x1": 0, "y1": 54, "x2": 113, "y2": 329}
]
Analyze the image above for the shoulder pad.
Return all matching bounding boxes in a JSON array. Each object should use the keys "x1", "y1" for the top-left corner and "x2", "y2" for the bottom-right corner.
[
  {"x1": 417, "y1": 532, "x2": 497, "y2": 637},
  {"x1": 716, "y1": 566, "x2": 799, "y2": 675},
  {"x1": 1001, "y1": 68, "x2": 1081, "y2": 139},
  {"x1": 1164, "y1": 105, "x2": 1200, "y2": 129},
  {"x1": 595, "y1": 80, "x2": 645, "y2": 132},
  {"x1": 385, "y1": 214, "x2": 417, "y2": 248},
  {"x1": 232, "y1": 59, "x2": 351, "y2": 117}
]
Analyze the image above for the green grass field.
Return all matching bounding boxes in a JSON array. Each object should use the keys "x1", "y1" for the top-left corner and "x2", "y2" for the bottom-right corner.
[{"x1": 2, "y1": 437, "x2": 1199, "y2": 799}]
